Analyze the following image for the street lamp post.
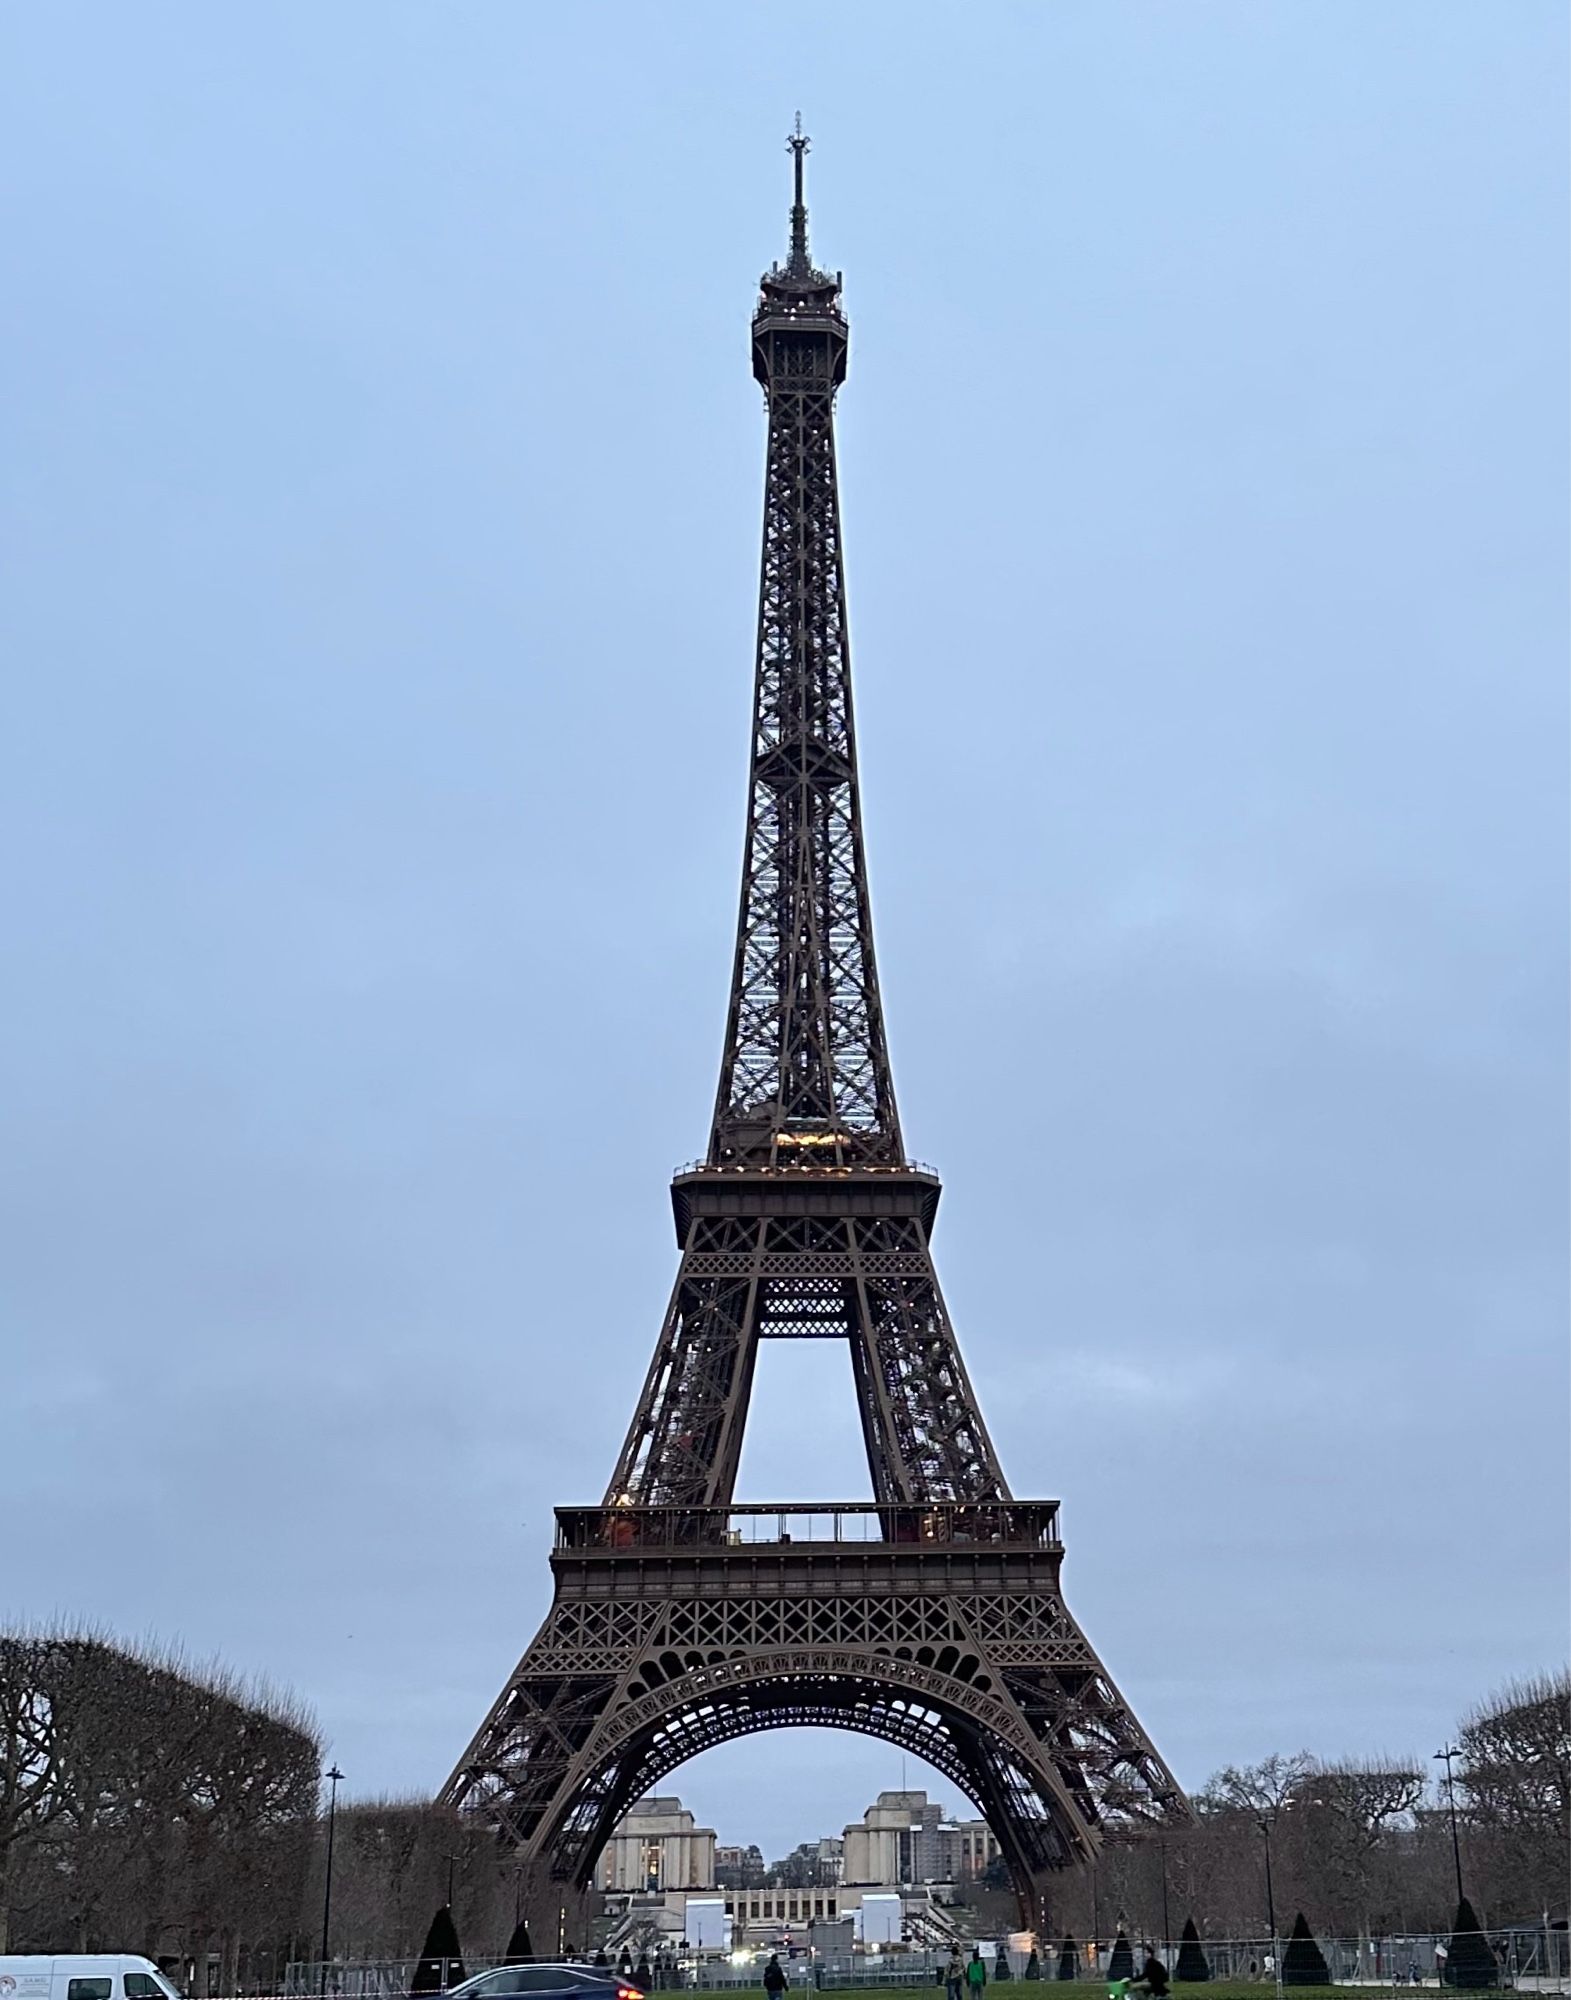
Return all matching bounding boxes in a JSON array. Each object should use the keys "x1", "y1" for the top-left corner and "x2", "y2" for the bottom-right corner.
[
  {"x1": 1160, "y1": 1841, "x2": 1171, "y2": 1959},
  {"x1": 1434, "y1": 1746, "x2": 1466, "y2": 1908},
  {"x1": 319, "y1": 1765, "x2": 345, "y2": 1998},
  {"x1": 1257, "y1": 1818, "x2": 1278, "y2": 1953}
]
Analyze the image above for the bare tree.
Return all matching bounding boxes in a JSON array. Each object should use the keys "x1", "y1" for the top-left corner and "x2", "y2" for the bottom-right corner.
[
  {"x1": 1288, "y1": 1762, "x2": 1425, "y2": 1934},
  {"x1": 0, "y1": 1624, "x2": 320, "y2": 1980},
  {"x1": 1456, "y1": 1669, "x2": 1570, "y2": 1918},
  {"x1": 302, "y1": 1798, "x2": 525, "y2": 1964},
  {"x1": 0, "y1": 1630, "x2": 84, "y2": 1951},
  {"x1": 1198, "y1": 1752, "x2": 1317, "y2": 1819}
]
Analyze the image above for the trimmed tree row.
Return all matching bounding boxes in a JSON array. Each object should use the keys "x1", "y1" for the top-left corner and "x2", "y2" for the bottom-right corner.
[{"x1": 404, "y1": 1896, "x2": 1498, "y2": 1995}]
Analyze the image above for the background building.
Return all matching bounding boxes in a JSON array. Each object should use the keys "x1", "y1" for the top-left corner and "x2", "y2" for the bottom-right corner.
[
  {"x1": 950, "y1": 1819, "x2": 1001, "y2": 1882},
  {"x1": 714, "y1": 1843, "x2": 766, "y2": 1888},
  {"x1": 774, "y1": 1837, "x2": 844, "y2": 1887},
  {"x1": 597, "y1": 1789, "x2": 998, "y2": 1952},
  {"x1": 595, "y1": 1795, "x2": 716, "y2": 1895},
  {"x1": 842, "y1": 1790, "x2": 999, "y2": 1887}
]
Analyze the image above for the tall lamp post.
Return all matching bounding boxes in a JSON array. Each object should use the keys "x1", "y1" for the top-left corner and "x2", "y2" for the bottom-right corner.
[
  {"x1": 1434, "y1": 1746, "x2": 1467, "y2": 1907},
  {"x1": 1257, "y1": 1817, "x2": 1278, "y2": 1952},
  {"x1": 319, "y1": 1765, "x2": 345, "y2": 1997}
]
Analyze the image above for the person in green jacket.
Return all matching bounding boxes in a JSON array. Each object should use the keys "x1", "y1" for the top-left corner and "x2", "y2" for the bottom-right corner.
[{"x1": 967, "y1": 1949, "x2": 988, "y2": 1993}]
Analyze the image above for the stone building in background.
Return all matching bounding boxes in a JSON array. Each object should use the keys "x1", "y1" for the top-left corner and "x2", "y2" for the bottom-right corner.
[
  {"x1": 595, "y1": 1796, "x2": 717, "y2": 1894},
  {"x1": 842, "y1": 1790, "x2": 999, "y2": 1887},
  {"x1": 714, "y1": 1842, "x2": 766, "y2": 1887},
  {"x1": 595, "y1": 1787, "x2": 999, "y2": 1950}
]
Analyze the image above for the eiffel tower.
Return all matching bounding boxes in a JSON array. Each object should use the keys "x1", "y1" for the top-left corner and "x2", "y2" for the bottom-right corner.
[{"x1": 442, "y1": 131, "x2": 1188, "y2": 1938}]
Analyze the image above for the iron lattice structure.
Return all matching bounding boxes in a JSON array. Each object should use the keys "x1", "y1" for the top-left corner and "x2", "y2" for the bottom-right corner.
[{"x1": 442, "y1": 135, "x2": 1188, "y2": 1936}]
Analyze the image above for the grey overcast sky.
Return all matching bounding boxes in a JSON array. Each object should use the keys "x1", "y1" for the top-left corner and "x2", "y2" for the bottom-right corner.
[{"x1": 2, "y1": 2, "x2": 1566, "y2": 1860}]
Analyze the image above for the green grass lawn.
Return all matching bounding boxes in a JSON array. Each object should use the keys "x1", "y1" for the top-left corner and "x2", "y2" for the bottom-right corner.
[{"x1": 808, "y1": 1987, "x2": 1397, "y2": 2000}]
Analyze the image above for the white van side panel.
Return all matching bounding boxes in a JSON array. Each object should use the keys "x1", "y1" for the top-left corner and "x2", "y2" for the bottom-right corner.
[{"x1": 0, "y1": 1952, "x2": 169, "y2": 2000}]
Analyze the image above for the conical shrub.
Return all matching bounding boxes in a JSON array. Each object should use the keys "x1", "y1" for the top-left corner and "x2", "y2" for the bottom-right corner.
[
  {"x1": 996, "y1": 1946, "x2": 1013, "y2": 1981},
  {"x1": 1057, "y1": 1935, "x2": 1077, "y2": 1980},
  {"x1": 1174, "y1": 1920, "x2": 1210, "y2": 1983},
  {"x1": 409, "y1": 1906, "x2": 465, "y2": 1996},
  {"x1": 1445, "y1": 1899, "x2": 1497, "y2": 1989},
  {"x1": 502, "y1": 1920, "x2": 533, "y2": 1964},
  {"x1": 1281, "y1": 1913, "x2": 1329, "y2": 1987},
  {"x1": 1108, "y1": 1934, "x2": 1134, "y2": 1982},
  {"x1": 1024, "y1": 1951, "x2": 1041, "y2": 1981}
]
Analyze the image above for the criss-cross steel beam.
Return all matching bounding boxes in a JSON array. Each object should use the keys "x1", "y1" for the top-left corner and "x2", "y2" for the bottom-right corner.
[{"x1": 711, "y1": 133, "x2": 898, "y2": 1174}]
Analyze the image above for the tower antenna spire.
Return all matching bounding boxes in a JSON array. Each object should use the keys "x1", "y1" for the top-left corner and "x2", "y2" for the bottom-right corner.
[{"x1": 787, "y1": 114, "x2": 811, "y2": 274}]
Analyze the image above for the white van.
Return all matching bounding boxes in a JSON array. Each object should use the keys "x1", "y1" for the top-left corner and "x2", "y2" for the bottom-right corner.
[{"x1": 0, "y1": 1957, "x2": 182, "y2": 2000}]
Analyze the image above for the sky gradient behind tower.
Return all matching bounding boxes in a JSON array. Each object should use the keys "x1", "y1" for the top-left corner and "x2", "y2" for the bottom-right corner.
[{"x1": 1, "y1": 2, "x2": 1566, "y2": 1858}]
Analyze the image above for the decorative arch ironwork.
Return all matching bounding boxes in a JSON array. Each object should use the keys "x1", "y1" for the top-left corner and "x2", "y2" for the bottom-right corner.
[{"x1": 501, "y1": 1651, "x2": 1094, "y2": 1928}]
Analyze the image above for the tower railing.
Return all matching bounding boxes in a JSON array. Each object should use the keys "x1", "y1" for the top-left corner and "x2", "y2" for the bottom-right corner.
[
  {"x1": 554, "y1": 1500, "x2": 1061, "y2": 1553},
  {"x1": 673, "y1": 1159, "x2": 939, "y2": 1179}
]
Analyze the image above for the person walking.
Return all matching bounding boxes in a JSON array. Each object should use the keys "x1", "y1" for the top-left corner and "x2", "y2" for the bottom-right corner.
[
  {"x1": 967, "y1": 1948, "x2": 988, "y2": 1995},
  {"x1": 764, "y1": 1955, "x2": 788, "y2": 2000},
  {"x1": 946, "y1": 1946, "x2": 965, "y2": 2000}
]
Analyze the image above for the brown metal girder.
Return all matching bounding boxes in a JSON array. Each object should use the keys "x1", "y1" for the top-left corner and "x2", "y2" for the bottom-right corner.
[
  {"x1": 510, "y1": 1645, "x2": 1099, "y2": 1894},
  {"x1": 846, "y1": 1269, "x2": 923, "y2": 1504},
  {"x1": 672, "y1": 1168, "x2": 941, "y2": 1246}
]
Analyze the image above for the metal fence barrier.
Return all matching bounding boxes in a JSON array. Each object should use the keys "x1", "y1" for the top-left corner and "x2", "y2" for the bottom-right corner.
[{"x1": 284, "y1": 1929, "x2": 1569, "y2": 1999}]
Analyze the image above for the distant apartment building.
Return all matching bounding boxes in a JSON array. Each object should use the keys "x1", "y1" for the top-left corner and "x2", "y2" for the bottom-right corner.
[
  {"x1": 715, "y1": 1842, "x2": 766, "y2": 1887},
  {"x1": 842, "y1": 1790, "x2": 999, "y2": 1887},
  {"x1": 774, "y1": 1836, "x2": 845, "y2": 1886}
]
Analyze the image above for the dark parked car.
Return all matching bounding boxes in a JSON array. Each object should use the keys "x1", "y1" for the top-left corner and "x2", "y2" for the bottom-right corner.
[{"x1": 450, "y1": 1970, "x2": 641, "y2": 2000}]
